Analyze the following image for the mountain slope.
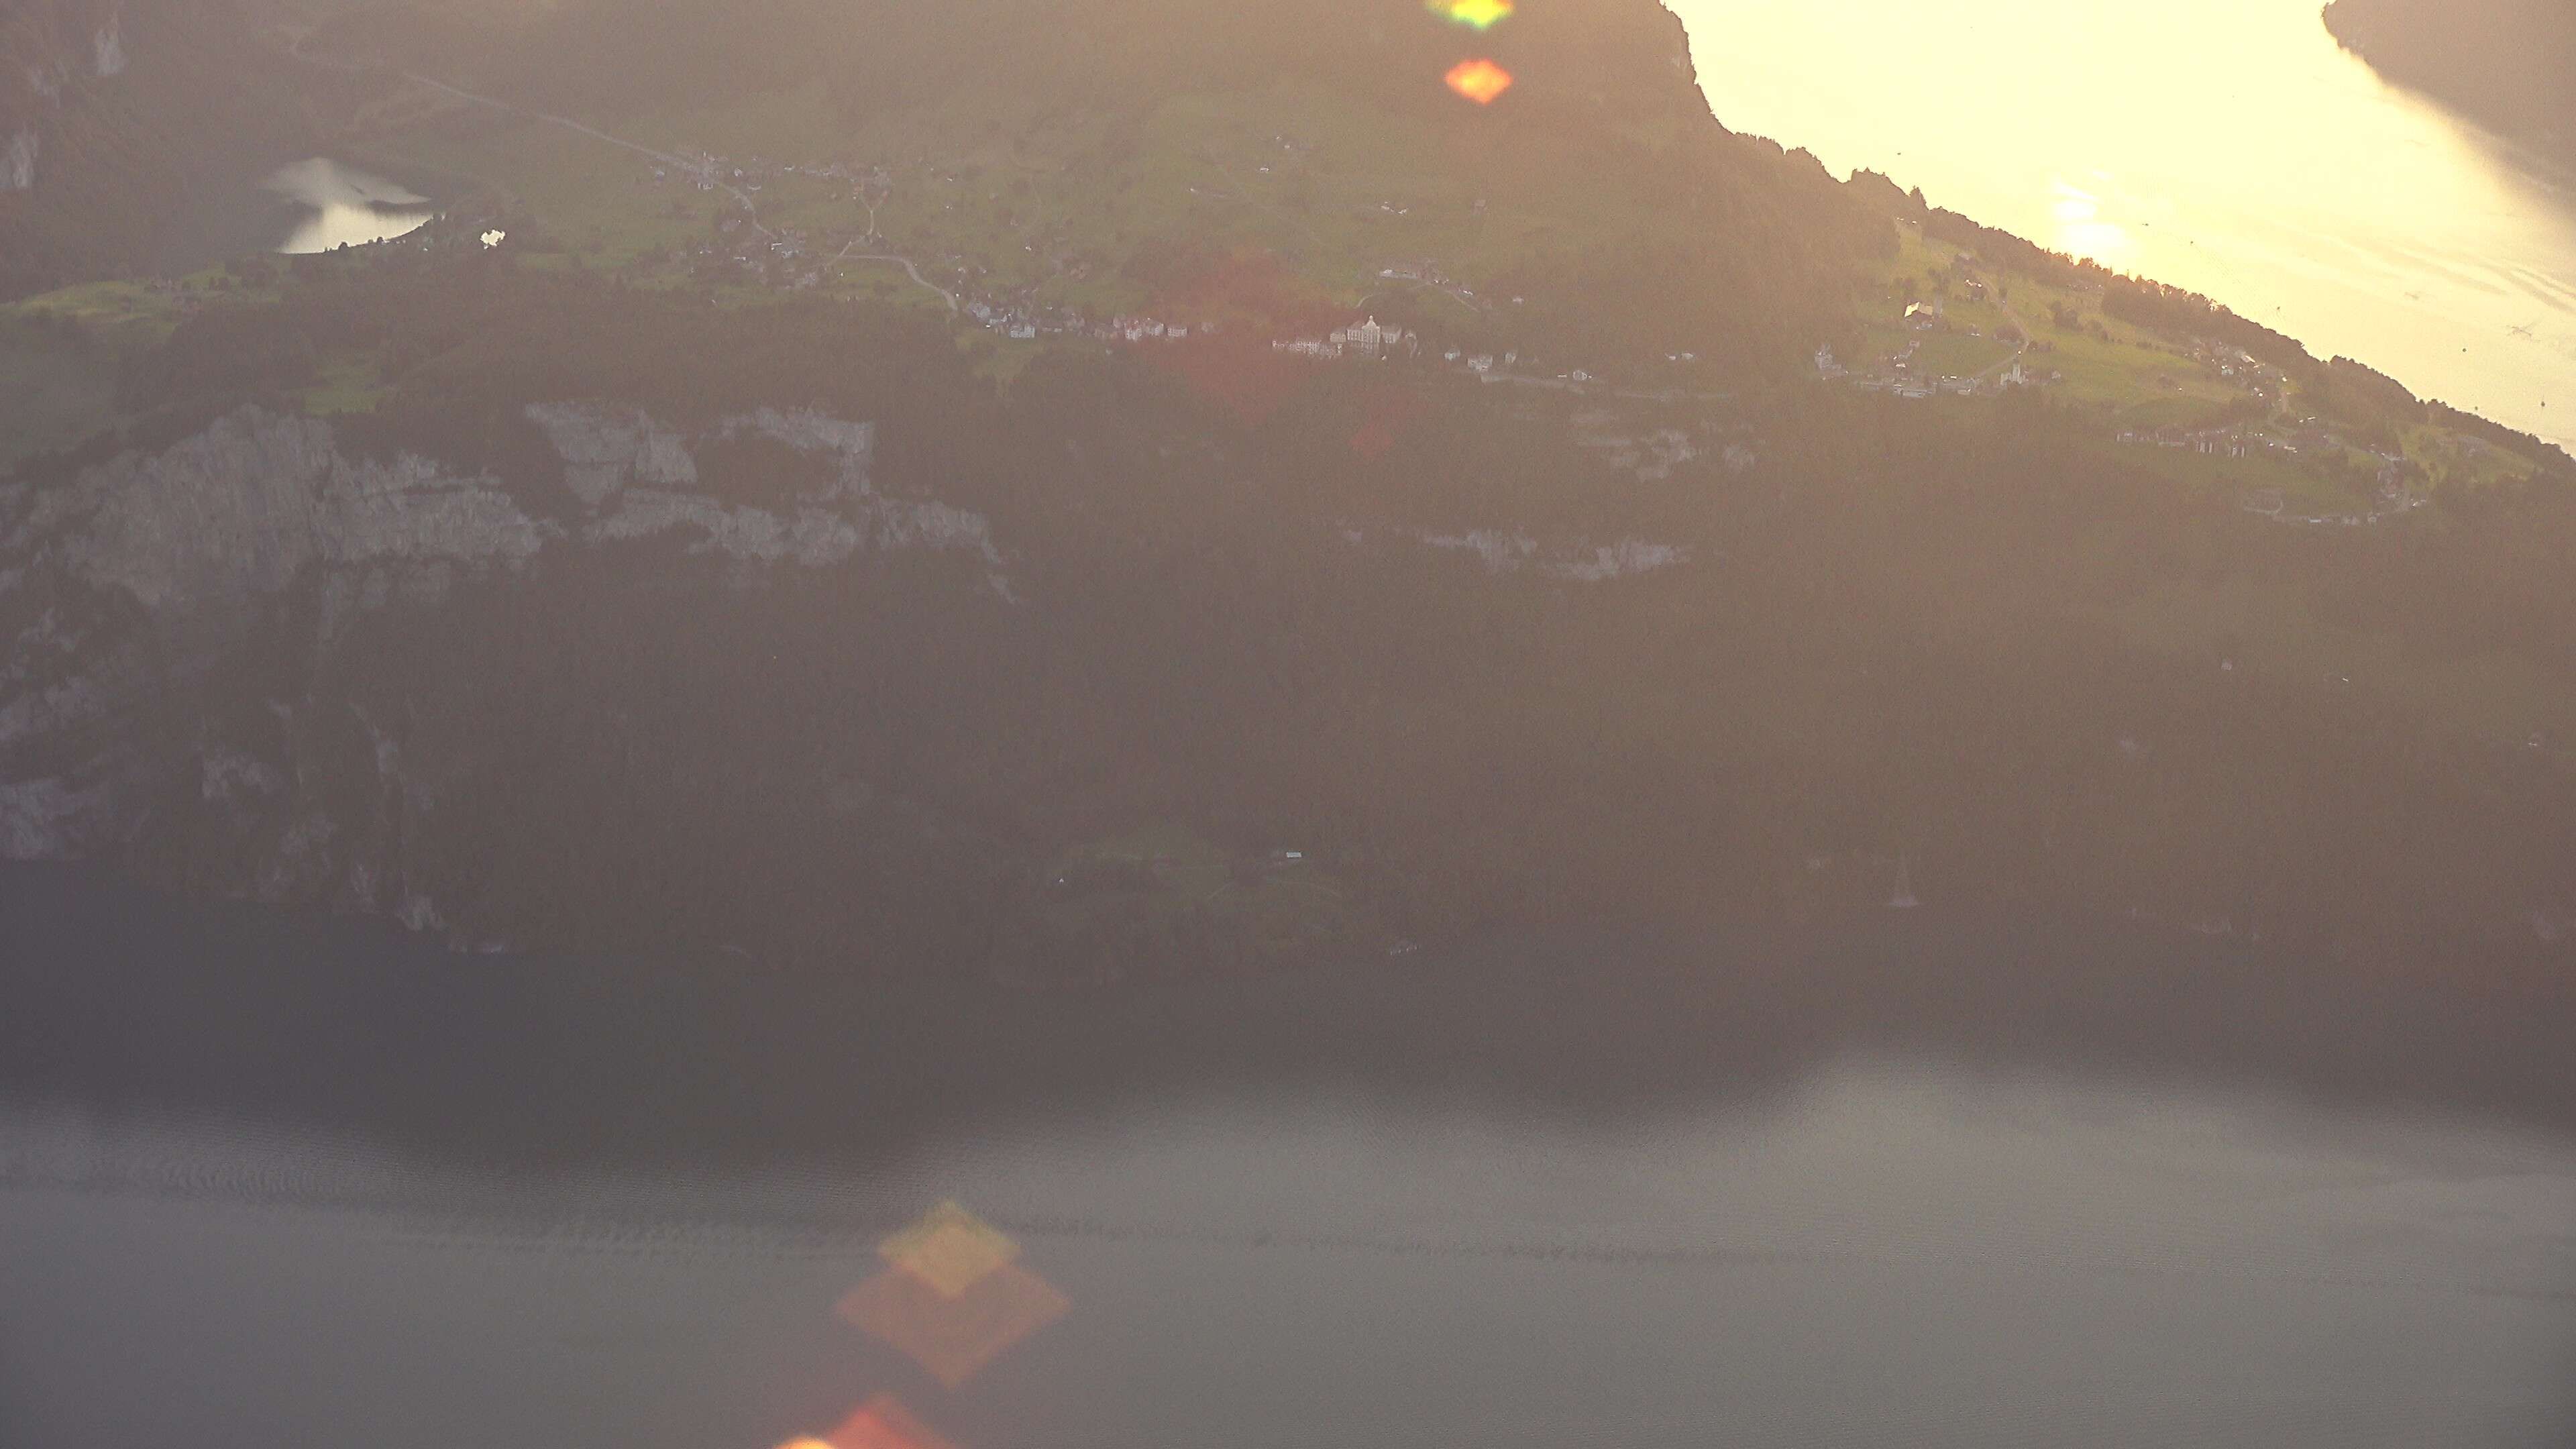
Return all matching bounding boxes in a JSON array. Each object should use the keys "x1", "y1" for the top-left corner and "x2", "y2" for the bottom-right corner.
[
  {"x1": 0, "y1": 0, "x2": 319, "y2": 298},
  {"x1": 2, "y1": 0, "x2": 2574, "y2": 975}
]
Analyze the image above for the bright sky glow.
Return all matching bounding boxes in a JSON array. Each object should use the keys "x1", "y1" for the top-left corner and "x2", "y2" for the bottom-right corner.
[{"x1": 1668, "y1": 0, "x2": 2576, "y2": 448}]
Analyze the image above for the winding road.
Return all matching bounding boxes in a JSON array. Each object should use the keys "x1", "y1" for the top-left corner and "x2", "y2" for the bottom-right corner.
[{"x1": 826, "y1": 239, "x2": 959, "y2": 312}]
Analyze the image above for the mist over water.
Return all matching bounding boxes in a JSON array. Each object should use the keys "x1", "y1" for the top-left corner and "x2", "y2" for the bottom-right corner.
[{"x1": 1672, "y1": 0, "x2": 2576, "y2": 450}]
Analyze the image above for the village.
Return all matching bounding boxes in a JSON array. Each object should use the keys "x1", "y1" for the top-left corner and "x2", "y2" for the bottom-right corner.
[
  {"x1": 604, "y1": 147, "x2": 1711, "y2": 395},
  {"x1": 1805, "y1": 241, "x2": 2497, "y2": 527},
  {"x1": 417, "y1": 130, "x2": 2545, "y2": 527}
]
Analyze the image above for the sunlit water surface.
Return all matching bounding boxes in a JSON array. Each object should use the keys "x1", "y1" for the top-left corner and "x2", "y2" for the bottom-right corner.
[
  {"x1": 1672, "y1": 0, "x2": 2576, "y2": 450},
  {"x1": 261, "y1": 157, "x2": 435, "y2": 255}
]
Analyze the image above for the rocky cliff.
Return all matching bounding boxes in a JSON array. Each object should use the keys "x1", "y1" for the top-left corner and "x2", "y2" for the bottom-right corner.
[
  {"x1": 0, "y1": 0, "x2": 125, "y2": 192},
  {"x1": 0, "y1": 401, "x2": 1005, "y2": 940},
  {"x1": 0, "y1": 0, "x2": 317, "y2": 297}
]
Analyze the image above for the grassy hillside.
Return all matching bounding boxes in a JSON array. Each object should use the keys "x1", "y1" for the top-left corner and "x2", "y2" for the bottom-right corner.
[{"x1": 283, "y1": 0, "x2": 1895, "y2": 374}]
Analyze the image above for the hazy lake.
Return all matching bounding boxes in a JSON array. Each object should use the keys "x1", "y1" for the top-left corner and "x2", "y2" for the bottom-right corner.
[
  {"x1": 156, "y1": 157, "x2": 435, "y2": 274},
  {"x1": 1674, "y1": 0, "x2": 2576, "y2": 451},
  {"x1": 263, "y1": 158, "x2": 435, "y2": 254},
  {"x1": 3, "y1": 868, "x2": 2572, "y2": 1448}
]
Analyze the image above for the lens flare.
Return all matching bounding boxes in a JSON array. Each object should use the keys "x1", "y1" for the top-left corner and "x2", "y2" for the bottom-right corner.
[
  {"x1": 822, "y1": 1395, "x2": 959, "y2": 1449},
  {"x1": 1426, "y1": 0, "x2": 1514, "y2": 30},
  {"x1": 836, "y1": 1200, "x2": 1069, "y2": 1389},
  {"x1": 837, "y1": 1260, "x2": 1071, "y2": 1389},
  {"x1": 1444, "y1": 58, "x2": 1513, "y2": 105},
  {"x1": 876, "y1": 1199, "x2": 1020, "y2": 1298}
]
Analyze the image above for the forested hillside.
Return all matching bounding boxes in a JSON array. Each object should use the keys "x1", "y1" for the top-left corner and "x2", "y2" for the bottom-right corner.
[
  {"x1": 1, "y1": 0, "x2": 2573, "y2": 981},
  {"x1": 6, "y1": 252, "x2": 2575, "y2": 977}
]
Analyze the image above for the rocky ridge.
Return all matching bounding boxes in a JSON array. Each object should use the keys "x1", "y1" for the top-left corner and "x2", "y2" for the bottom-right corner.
[{"x1": 0, "y1": 0, "x2": 127, "y2": 193}]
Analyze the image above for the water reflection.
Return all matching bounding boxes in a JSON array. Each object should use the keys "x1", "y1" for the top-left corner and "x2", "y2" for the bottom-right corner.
[
  {"x1": 4, "y1": 867, "x2": 2573, "y2": 1444},
  {"x1": 260, "y1": 157, "x2": 435, "y2": 255},
  {"x1": 3, "y1": 1056, "x2": 2570, "y2": 1449},
  {"x1": 2049, "y1": 178, "x2": 2133, "y2": 262},
  {"x1": 1672, "y1": 0, "x2": 2576, "y2": 449}
]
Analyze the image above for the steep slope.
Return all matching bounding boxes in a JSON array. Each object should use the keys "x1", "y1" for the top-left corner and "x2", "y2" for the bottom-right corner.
[
  {"x1": 0, "y1": 0, "x2": 317, "y2": 299},
  {"x1": 0, "y1": 0, "x2": 129, "y2": 191},
  {"x1": 293, "y1": 0, "x2": 1894, "y2": 371},
  {"x1": 4, "y1": 0, "x2": 2575, "y2": 976}
]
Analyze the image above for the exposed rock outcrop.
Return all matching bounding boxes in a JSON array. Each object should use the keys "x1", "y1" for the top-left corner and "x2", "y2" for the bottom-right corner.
[
  {"x1": 53, "y1": 409, "x2": 547, "y2": 610},
  {"x1": 1398, "y1": 527, "x2": 1690, "y2": 581},
  {"x1": 0, "y1": 400, "x2": 1008, "y2": 940},
  {"x1": 528, "y1": 399, "x2": 1005, "y2": 575},
  {"x1": 1, "y1": 127, "x2": 32, "y2": 191},
  {"x1": 0, "y1": 0, "x2": 125, "y2": 193},
  {"x1": 524, "y1": 401, "x2": 698, "y2": 507},
  {"x1": 91, "y1": 11, "x2": 123, "y2": 78}
]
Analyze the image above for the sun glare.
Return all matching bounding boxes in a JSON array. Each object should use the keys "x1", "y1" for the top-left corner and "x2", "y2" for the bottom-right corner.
[{"x1": 1427, "y1": 0, "x2": 1515, "y2": 30}]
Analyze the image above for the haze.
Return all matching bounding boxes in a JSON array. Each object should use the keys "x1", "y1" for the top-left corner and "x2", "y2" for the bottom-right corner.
[{"x1": 1676, "y1": 0, "x2": 2576, "y2": 448}]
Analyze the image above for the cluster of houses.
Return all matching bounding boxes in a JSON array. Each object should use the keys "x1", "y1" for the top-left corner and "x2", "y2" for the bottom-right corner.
[
  {"x1": 2115, "y1": 424, "x2": 2264, "y2": 455},
  {"x1": 2241, "y1": 487, "x2": 2431, "y2": 528},
  {"x1": 2118, "y1": 420, "x2": 2407, "y2": 473},
  {"x1": 2116, "y1": 423, "x2": 2430, "y2": 527},
  {"x1": 2188, "y1": 340, "x2": 2285, "y2": 396},
  {"x1": 1817, "y1": 343, "x2": 2053, "y2": 400},
  {"x1": 1377, "y1": 260, "x2": 1451, "y2": 286},
  {"x1": 650, "y1": 152, "x2": 888, "y2": 197},
  {"x1": 1273, "y1": 315, "x2": 1417, "y2": 362},
  {"x1": 958, "y1": 301, "x2": 1222, "y2": 344}
]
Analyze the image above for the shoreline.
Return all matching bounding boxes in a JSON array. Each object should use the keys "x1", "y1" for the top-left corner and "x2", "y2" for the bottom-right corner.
[{"x1": 7, "y1": 861, "x2": 2573, "y2": 1180}]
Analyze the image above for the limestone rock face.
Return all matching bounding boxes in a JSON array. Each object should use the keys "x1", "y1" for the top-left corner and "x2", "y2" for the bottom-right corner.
[
  {"x1": 91, "y1": 14, "x2": 123, "y2": 78},
  {"x1": 525, "y1": 402, "x2": 698, "y2": 508},
  {"x1": 0, "y1": 400, "x2": 1006, "y2": 941},
  {"x1": 530, "y1": 398, "x2": 1008, "y2": 579},
  {"x1": 55, "y1": 409, "x2": 547, "y2": 610},
  {"x1": 1, "y1": 128, "x2": 33, "y2": 191},
  {"x1": 0, "y1": 0, "x2": 129, "y2": 193}
]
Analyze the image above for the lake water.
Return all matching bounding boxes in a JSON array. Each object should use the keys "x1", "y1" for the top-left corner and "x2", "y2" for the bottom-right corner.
[
  {"x1": 155, "y1": 157, "x2": 435, "y2": 274},
  {"x1": 1672, "y1": 0, "x2": 2576, "y2": 451},
  {"x1": 3, "y1": 867, "x2": 2573, "y2": 1447},
  {"x1": 262, "y1": 157, "x2": 435, "y2": 255}
]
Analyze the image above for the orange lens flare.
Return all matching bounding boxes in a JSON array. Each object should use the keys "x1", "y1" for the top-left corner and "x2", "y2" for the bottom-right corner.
[
  {"x1": 875, "y1": 1199, "x2": 1020, "y2": 1298},
  {"x1": 824, "y1": 1394, "x2": 959, "y2": 1449},
  {"x1": 836, "y1": 1200, "x2": 1071, "y2": 1389},
  {"x1": 1426, "y1": 0, "x2": 1514, "y2": 30},
  {"x1": 837, "y1": 1260, "x2": 1071, "y2": 1389},
  {"x1": 1445, "y1": 58, "x2": 1513, "y2": 105}
]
